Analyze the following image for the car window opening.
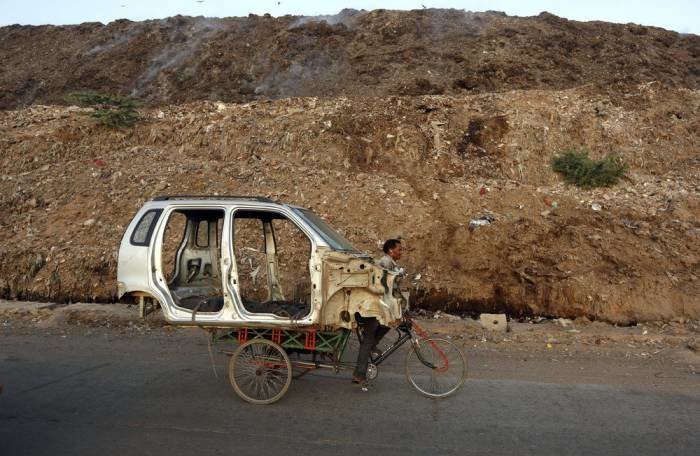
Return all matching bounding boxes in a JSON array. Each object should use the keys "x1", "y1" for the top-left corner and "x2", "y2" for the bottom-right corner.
[{"x1": 292, "y1": 208, "x2": 360, "y2": 252}]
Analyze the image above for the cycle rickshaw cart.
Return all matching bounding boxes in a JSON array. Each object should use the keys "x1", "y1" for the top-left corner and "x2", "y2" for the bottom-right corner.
[
  {"x1": 116, "y1": 196, "x2": 466, "y2": 405},
  {"x1": 211, "y1": 306, "x2": 467, "y2": 404}
]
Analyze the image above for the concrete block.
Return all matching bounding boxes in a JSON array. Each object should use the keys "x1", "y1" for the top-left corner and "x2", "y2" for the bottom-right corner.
[{"x1": 479, "y1": 313, "x2": 509, "y2": 332}]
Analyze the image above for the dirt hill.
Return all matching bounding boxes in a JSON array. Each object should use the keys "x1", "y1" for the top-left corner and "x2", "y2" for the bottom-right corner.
[
  {"x1": 1, "y1": 83, "x2": 698, "y2": 323},
  {"x1": 1, "y1": 9, "x2": 699, "y2": 108},
  {"x1": 0, "y1": 10, "x2": 698, "y2": 323}
]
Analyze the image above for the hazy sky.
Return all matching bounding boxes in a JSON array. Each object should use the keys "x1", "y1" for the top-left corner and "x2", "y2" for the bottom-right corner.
[{"x1": 1, "y1": 0, "x2": 698, "y2": 34}]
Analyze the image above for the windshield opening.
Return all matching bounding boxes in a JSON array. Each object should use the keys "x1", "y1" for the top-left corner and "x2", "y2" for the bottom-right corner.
[{"x1": 293, "y1": 208, "x2": 361, "y2": 253}]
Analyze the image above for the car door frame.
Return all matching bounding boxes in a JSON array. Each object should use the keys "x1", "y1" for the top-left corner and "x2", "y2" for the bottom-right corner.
[
  {"x1": 150, "y1": 204, "x2": 229, "y2": 323},
  {"x1": 225, "y1": 204, "x2": 325, "y2": 325}
]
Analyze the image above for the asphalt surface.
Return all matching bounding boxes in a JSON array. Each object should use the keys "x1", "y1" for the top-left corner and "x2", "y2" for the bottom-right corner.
[{"x1": 1, "y1": 328, "x2": 698, "y2": 456}]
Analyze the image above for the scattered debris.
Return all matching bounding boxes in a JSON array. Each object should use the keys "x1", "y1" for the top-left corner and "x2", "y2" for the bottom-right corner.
[
  {"x1": 2, "y1": 11, "x2": 697, "y2": 108},
  {"x1": 0, "y1": 80, "x2": 697, "y2": 323},
  {"x1": 433, "y1": 310, "x2": 461, "y2": 322},
  {"x1": 688, "y1": 338, "x2": 698, "y2": 352},
  {"x1": 556, "y1": 318, "x2": 573, "y2": 328},
  {"x1": 469, "y1": 214, "x2": 496, "y2": 230}
]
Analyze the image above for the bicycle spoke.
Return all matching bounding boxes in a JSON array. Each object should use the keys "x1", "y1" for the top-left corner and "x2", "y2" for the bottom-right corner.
[
  {"x1": 260, "y1": 378, "x2": 271, "y2": 399},
  {"x1": 268, "y1": 371, "x2": 286, "y2": 386}
]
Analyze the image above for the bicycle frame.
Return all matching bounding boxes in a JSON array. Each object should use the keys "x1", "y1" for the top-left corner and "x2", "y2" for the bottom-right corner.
[{"x1": 362, "y1": 317, "x2": 440, "y2": 370}]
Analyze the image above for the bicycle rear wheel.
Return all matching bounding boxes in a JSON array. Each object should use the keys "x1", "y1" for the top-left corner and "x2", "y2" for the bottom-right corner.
[
  {"x1": 405, "y1": 337, "x2": 466, "y2": 398},
  {"x1": 229, "y1": 339, "x2": 292, "y2": 404}
]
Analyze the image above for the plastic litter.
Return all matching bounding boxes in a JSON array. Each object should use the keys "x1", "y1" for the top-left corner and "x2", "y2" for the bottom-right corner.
[
  {"x1": 555, "y1": 318, "x2": 572, "y2": 327},
  {"x1": 469, "y1": 214, "x2": 495, "y2": 229},
  {"x1": 591, "y1": 203, "x2": 602, "y2": 211}
]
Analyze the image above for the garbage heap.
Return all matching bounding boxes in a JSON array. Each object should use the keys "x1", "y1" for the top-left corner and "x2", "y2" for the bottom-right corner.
[{"x1": 1, "y1": 83, "x2": 698, "y2": 323}]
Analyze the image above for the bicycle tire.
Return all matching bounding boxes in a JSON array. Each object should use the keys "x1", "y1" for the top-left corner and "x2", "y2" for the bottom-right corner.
[{"x1": 405, "y1": 337, "x2": 466, "y2": 398}]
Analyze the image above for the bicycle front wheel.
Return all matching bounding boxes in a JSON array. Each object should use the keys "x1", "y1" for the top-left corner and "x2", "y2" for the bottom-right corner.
[{"x1": 405, "y1": 337, "x2": 466, "y2": 398}]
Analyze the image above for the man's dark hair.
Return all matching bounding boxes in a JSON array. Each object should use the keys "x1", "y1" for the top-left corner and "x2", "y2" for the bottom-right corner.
[{"x1": 383, "y1": 239, "x2": 401, "y2": 254}]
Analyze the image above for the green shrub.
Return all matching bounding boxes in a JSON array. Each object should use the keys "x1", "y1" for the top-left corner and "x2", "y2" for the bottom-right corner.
[
  {"x1": 66, "y1": 92, "x2": 141, "y2": 128},
  {"x1": 552, "y1": 150, "x2": 628, "y2": 188}
]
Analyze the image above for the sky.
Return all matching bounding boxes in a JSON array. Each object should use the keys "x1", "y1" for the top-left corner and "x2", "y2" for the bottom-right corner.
[{"x1": 1, "y1": 0, "x2": 698, "y2": 34}]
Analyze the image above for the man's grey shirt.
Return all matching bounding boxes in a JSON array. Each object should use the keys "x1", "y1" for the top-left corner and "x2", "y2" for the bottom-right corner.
[{"x1": 377, "y1": 254, "x2": 398, "y2": 271}]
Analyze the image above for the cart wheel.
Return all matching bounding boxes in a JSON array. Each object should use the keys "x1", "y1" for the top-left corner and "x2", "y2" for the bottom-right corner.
[
  {"x1": 229, "y1": 338, "x2": 292, "y2": 404},
  {"x1": 405, "y1": 338, "x2": 466, "y2": 398}
]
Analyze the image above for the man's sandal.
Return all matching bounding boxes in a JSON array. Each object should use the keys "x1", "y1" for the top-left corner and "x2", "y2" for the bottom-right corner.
[{"x1": 352, "y1": 376, "x2": 370, "y2": 391}]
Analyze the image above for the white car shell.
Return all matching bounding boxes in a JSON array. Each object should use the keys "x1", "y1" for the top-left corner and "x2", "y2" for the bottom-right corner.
[{"x1": 117, "y1": 196, "x2": 404, "y2": 329}]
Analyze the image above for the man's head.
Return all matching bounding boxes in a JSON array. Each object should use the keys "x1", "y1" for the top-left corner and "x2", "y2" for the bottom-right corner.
[{"x1": 383, "y1": 239, "x2": 402, "y2": 261}]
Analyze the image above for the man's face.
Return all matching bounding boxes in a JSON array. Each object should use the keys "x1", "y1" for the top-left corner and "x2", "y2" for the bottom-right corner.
[{"x1": 389, "y1": 243, "x2": 402, "y2": 261}]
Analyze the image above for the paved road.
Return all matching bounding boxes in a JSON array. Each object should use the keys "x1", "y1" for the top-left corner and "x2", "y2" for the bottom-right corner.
[{"x1": 1, "y1": 328, "x2": 698, "y2": 455}]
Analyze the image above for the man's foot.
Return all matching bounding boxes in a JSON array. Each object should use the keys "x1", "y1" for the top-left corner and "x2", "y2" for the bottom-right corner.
[
  {"x1": 352, "y1": 376, "x2": 370, "y2": 392},
  {"x1": 352, "y1": 375, "x2": 369, "y2": 393}
]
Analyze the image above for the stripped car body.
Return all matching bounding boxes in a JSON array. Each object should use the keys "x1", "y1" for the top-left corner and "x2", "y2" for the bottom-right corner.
[{"x1": 117, "y1": 196, "x2": 405, "y2": 329}]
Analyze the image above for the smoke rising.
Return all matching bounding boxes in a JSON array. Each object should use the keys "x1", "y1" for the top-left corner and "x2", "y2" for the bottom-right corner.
[{"x1": 131, "y1": 17, "x2": 227, "y2": 97}]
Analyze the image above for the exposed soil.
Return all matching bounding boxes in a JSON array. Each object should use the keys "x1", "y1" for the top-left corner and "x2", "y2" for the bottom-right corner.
[
  {"x1": 1, "y1": 83, "x2": 698, "y2": 322},
  {"x1": 0, "y1": 10, "x2": 698, "y2": 323},
  {"x1": 1, "y1": 10, "x2": 699, "y2": 109}
]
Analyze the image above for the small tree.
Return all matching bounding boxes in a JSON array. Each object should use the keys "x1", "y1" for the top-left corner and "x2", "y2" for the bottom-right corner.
[
  {"x1": 66, "y1": 92, "x2": 141, "y2": 128},
  {"x1": 552, "y1": 150, "x2": 628, "y2": 188}
]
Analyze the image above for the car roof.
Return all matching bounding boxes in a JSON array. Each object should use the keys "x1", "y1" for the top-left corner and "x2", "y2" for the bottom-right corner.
[
  {"x1": 152, "y1": 195, "x2": 275, "y2": 203},
  {"x1": 141, "y1": 195, "x2": 303, "y2": 210}
]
